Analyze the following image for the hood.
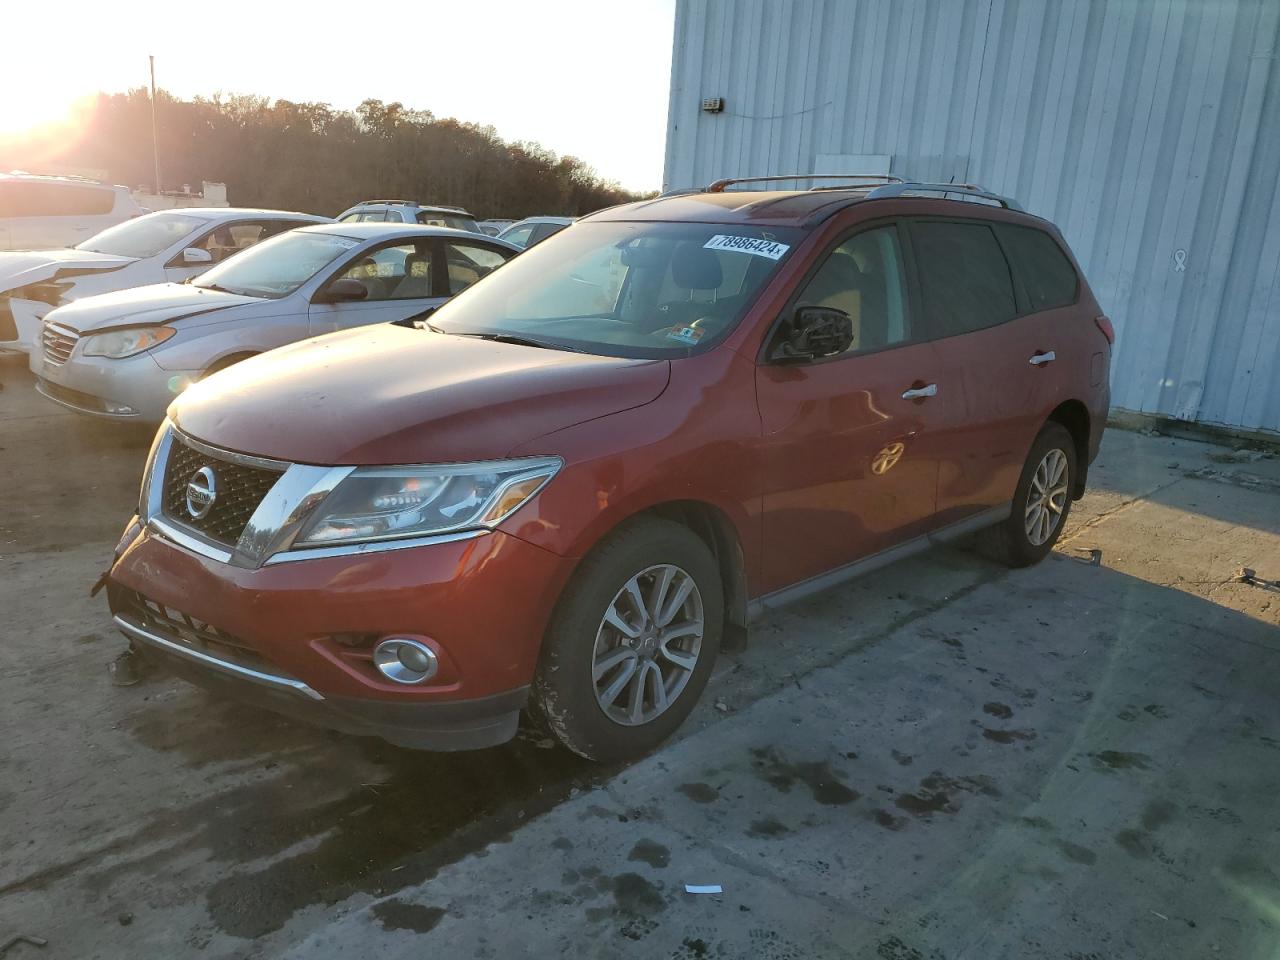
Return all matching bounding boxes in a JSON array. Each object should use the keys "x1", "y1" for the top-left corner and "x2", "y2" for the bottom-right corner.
[
  {"x1": 43, "y1": 282, "x2": 263, "y2": 334},
  {"x1": 0, "y1": 248, "x2": 135, "y2": 293},
  {"x1": 172, "y1": 325, "x2": 672, "y2": 464}
]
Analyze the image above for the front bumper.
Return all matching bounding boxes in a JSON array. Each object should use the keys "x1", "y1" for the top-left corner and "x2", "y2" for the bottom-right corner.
[
  {"x1": 107, "y1": 521, "x2": 577, "y2": 750},
  {"x1": 30, "y1": 345, "x2": 195, "y2": 421}
]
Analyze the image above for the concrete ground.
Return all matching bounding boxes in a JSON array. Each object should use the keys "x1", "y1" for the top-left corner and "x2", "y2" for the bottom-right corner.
[{"x1": 1, "y1": 351, "x2": 1278, "y2": 960}]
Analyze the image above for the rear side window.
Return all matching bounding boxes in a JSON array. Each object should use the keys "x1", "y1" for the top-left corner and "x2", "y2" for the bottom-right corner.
[
  {"x1": 0, "y1": 181, "x2": 115, "y2": 217},
  {"x1": 996, "y1": 224, "x2": 1079, "y2": 311},
  {"x1": 909, "y1": 221, "x2": 1016, "y2": 337}
]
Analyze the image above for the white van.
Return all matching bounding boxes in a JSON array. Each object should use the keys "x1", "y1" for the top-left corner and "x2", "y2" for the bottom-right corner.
[{"x1": 0, "y1": 173, "x2": 145, "y2": 251}]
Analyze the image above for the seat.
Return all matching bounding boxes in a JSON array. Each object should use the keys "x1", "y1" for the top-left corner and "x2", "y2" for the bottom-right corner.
[
  {"x1": 391, "y1": 252, "x2": 432, "y2": 299},
  {"x1": 655, "y1": 242, "x2": 725, "y2": 330}
]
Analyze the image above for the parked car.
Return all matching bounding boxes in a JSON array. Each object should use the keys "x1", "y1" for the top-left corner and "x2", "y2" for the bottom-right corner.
[
  {"x1": 479, "y1": 219, "x2": 515, "y2": 237},
  {"x1": 337, "y1": 200, "x2": 483, "y2": 234},
  {"x1": 103, "y1": 176, "x2": 1112, "y2": 763},
  {"x1": 497, "y1": 216, "x2": 574, "y2": 248},
  {"x1": 0, "y1": 208, "x2": 327, "y2": 354},
  {"x1": 31, "y1": 223, "x2": 517, "y2": 420},
  {"x1": 0, "y1": 172, "x2": 146, "y2": 251}
]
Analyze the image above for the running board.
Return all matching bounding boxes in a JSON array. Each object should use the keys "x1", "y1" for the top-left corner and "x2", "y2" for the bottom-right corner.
[{"x1": 746, "y1": 504, "x2": 1011, "y2": 621}]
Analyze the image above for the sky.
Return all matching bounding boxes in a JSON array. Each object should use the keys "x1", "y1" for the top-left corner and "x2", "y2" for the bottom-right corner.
[{"x1": 0, "y1": 0, "x2": 677, "y2": 192}]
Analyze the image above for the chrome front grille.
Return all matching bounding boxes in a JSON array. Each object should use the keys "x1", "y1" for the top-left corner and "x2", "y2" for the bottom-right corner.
[
  {"x1": 161, "y1": 435, "x2": 285, "y2": 546},
  {"x1": 41, "y1": 321, "x2": 78, "y2": 364}
]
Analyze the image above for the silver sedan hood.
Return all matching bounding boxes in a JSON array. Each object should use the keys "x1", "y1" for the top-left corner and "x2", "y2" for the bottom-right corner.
[{"x1": 44, "y1": 283, "x2": 264, "y2": 334}]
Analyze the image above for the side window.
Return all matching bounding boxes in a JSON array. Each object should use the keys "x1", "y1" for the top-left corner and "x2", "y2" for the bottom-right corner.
[
  {"x1": 444, "y1": 242, "x2": 510, "y2": 295},
  {"x1": 384, "y1": 210, "x2": 405, "y2": 223},
  {"x1": 792, "y1": 225, "x2": 911, "y2": 355},
  {"x1": 341, "y1": 243, "x2": 434, "y2": 301},
  {"x1": 995, "y1": 224, "x2": 1079, "y2": 312},
  {"x1": 909, "y1": 221, "x2": 1016, "y2": 337},
  {"x1": 528, "y1": 222, "x2": 564, "y2": 246},
  {"x1": 193, "y1": 222, "x2": 272, "y2": 263},
  {"x1": 500, "y1": 223, "x2": 536, "y2": 248}
]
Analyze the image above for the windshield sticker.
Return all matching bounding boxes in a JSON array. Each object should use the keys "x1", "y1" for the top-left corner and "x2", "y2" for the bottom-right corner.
[
  {"x1": 666, "y1": 325, "x2": 706, "y2": 346},
  {"x1": 703, "y1": 234, "x2": 790, "y2": 260}
]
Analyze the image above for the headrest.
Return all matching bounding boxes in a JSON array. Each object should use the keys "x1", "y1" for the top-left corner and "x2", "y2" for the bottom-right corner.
[
  {"x1": 671, "y1": 243, "x2": 723, "y2": 291},
  {"x1": 405, "y1": 252, "x2": 430, "y2": 278}
]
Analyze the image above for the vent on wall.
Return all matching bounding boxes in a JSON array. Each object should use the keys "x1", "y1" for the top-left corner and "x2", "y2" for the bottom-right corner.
[{"x1": 701, "y1": 97, "x2": 725, "y2": 113}]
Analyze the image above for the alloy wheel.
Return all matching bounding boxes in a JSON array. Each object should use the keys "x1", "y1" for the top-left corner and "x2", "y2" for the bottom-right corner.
[
  {"x1": 1024, "y1": 448, "x2": 1070, "y2": 546},
  {"x1": 591, "y1": 563, "x2": 705, "y2": 726}
]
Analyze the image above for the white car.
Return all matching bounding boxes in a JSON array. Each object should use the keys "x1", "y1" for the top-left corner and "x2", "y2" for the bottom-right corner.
[
  {"x1": 337, "y1": 200, "x2": 484, "y2": 234},
  {"x1": 0, "y1": 208, "x2": 328, "y2": 354},
  {"x1": 0, "y1": 172, "x2": 146, "y2": 251},
  {"x1": 31, "y1": 223, "x2": 518, "y2": 421},
  {"x1": 497, "y1": 216, "x2": 574, "y2": 249}
]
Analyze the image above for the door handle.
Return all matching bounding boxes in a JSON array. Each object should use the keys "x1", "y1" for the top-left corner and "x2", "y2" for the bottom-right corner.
[
  {"x1": 1029, "y1": 351, "x2": 1056, "y2": 365},
  {"x1": 901, "y1": 383, "x2": 938, "y2": 400}
]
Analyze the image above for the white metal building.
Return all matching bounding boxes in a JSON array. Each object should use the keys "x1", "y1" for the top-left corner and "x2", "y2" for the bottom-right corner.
[{"x1": 664, "y1": 0, "x2": 1280, "y2": 437}]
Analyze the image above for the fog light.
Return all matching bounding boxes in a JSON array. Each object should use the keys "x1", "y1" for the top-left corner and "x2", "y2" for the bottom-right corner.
[{"x1": 373, "y1": 638, "x2": 438, "y2": 684}]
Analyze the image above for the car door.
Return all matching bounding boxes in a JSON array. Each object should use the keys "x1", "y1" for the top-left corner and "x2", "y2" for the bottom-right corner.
[
  {"x1": 755, "y1": 222, "x2": 948, "y2": 594},
  {"x1": 307, "y1": 239, "x2": 449, "y2": 335},
  {"x1": 905, "y1": 218, "x2": 1065, "y2": 524}
]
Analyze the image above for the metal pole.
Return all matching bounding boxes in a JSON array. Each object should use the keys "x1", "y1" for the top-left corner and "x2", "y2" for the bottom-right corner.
[{"x1": 149, "y1": 55, "x2": 161, "y2": 195}]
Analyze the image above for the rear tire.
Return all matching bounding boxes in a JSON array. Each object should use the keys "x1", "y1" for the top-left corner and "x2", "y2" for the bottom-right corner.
[
  {"x1": 530, "y1": 517, "x2": 723, "y2": 763},
  {"x1": 979, "y1": 422, "x2": 1077, "y2": 568}
]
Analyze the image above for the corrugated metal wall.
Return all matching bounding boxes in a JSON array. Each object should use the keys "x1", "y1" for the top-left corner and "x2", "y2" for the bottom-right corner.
[{"x1": 665, "y1": 0, "x2": 1280, "y2": 435}]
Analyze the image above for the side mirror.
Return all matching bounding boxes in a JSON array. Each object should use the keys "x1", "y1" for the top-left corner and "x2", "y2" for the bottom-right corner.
[
  {"x1": 182, "y1": 247, "x2": 213, "y2": 265},
  {"x1": 318, "y1": 278, "x2": 368, "y2": 303},
  {"x1": 773, "y1": 306, "x2": 854, "y2": 362}
]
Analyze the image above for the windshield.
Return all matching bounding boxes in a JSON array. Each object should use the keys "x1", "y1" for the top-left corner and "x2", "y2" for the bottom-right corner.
[
  {"x1": 75, "y1": 212, "x2": 207, "y2": 258},
  {"x1": 192, "y1": 230, "x2": 358, "y2": 299},
  {"x1": 429, "y1": 221, "x2": 800, "y2": 358}
]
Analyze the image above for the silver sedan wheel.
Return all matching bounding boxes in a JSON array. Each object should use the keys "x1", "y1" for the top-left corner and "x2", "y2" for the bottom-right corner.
[
  {"x1": 1025, "y1": 448, "x2": 1070, "y2": 546},
  {"x1": 591, "y1": 563, "x2": 705, "y2": 727}
]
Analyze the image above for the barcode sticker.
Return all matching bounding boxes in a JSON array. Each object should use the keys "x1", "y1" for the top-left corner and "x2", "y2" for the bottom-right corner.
[{"x1": 703, "y1": 235, "x2": 790, "y2": 260}]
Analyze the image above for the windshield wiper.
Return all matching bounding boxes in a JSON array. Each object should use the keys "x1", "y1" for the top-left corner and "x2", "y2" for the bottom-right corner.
[
  {"x1": 457, "y1": 332, "x2": 583, "y2": 353},
  {"x1": 194, "y1": 283, "x2": 239, "y2": 295}
]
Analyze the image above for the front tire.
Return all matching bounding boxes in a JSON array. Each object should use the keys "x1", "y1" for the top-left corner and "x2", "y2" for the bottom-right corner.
[
  {"x1": 980, "y1": 422, "x2": 1078, "y2": 568},
  {"x1": 530, "y1": 517, "x2": 723, "y2": 762}
]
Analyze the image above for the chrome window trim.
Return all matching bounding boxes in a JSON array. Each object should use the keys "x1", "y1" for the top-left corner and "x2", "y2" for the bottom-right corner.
[
  {"x1": 114, "y1": 613, "x2": 324, "y2": 701},
  {"x1": 263, "y1": 528, "x2": 489, "y2": 565}
]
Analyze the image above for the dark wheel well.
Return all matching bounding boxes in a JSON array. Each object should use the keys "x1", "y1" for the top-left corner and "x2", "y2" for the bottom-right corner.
[
  {"x1": 202, "y1": 352, "x2": 258, "y2": 378},
  {"x1": 641, "y1": 501, "x2": 749, "y2": 642},
  {"x1": 1047, "y1": 400, "x2": 1090, "y2": 498}
]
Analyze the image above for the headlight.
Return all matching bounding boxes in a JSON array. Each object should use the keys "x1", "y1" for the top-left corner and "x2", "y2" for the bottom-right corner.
[
  {"x1": 82, "y1": 326, "x2": 177, "y2": 359},
  {"x1": 293, "y1": 457, "x2": 562, "y2": 547}
]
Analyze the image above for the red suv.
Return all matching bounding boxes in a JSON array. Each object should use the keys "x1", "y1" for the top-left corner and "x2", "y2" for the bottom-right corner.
[{"x1": 106, "y1": 176, "x2": 1112, "y2": 762}]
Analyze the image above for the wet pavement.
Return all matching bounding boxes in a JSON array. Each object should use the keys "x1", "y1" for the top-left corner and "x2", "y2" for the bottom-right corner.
[{"x1": 1, "y1": 352, "x2": 1278, "y2": 958}]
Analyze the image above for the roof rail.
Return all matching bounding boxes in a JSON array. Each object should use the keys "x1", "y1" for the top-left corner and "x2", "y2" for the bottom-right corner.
[
  {"x1": 705, "y1": 174, "x2": 904, "y2": 193},
  {"x1": 862, "y1": 181, "x2": 1022, "y2": 210},
  {"x1": 356, "y1": 199, "x2": 420, "y2": 207}
]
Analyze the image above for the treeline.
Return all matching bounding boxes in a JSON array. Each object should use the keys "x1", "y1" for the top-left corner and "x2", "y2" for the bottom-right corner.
[{"x1": 4, "y1": 90, "x2": 645, "y2": 218}]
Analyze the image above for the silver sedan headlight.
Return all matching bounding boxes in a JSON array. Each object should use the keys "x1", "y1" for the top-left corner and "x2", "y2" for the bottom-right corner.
[
  {"x1": 292, "y1": 457, "x2": 562, "y2": 547},
  {"x1": 82, "y1": 326, "x2": 177, "y2": 358}
]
